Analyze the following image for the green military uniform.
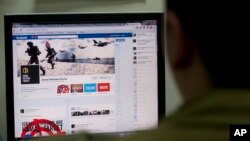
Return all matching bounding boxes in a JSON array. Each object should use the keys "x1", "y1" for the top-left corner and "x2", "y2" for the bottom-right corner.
[{"x1": 40, "y1": 89, "x2": 250, "y2": 141}]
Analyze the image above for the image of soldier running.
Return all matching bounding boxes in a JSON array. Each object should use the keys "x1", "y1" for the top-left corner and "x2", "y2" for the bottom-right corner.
[
  {"x1": 25, "y1": 41, "x2": 46, "y2": 75},
  {"x1": 45, "y1": 41, "x2": 57, "y2": 69}
]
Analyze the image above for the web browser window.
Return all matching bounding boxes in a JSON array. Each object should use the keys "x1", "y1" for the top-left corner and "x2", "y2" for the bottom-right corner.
[{"x1": 11, "y1": 20, "x2": 158, "y2": 139}]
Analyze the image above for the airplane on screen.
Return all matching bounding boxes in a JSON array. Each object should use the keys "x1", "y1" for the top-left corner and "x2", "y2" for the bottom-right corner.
[
  {"x1": 59, "y1": 50, "x2": 66, "y2": 52},
  {"x1": 93, "y1": 40, "x2": 112, "y2": 47},
  {"x1": 78, "y1": 46, "x2": 88, "y2": 49}
]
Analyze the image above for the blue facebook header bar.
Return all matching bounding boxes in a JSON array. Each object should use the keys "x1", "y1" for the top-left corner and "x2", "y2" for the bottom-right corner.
[{"x1": 12, "y1": 33, "x2": 132, "y2": 40}]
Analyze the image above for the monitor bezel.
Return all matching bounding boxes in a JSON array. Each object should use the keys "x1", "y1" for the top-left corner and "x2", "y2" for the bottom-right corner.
[{"x1": 4, "y1": 13, "x2": 165, "y2": 141}]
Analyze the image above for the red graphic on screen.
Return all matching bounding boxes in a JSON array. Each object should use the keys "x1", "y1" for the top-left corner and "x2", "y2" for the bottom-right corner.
[
  {"x1": 98, "y1": 83, "x2": 110, "y2": 92},
  {"x1": 21, "y1": 119, "x2": 66, "y2": 138},
  {"x1": 57, "y1": 85, "x2": 70, "y2": 94}
]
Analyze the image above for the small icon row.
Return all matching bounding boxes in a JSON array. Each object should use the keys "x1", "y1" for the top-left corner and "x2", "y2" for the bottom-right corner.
[{"x1": 57, "y1": 83, "x2": 110, "y2": 94}]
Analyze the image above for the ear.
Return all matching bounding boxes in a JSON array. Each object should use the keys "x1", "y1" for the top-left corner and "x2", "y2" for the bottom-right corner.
[{"x1": 167, "y1": 10, "x2": 194, "y2": 70}]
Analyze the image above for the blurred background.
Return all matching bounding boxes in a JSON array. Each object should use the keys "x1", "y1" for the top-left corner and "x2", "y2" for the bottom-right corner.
[{"x1": 0, "y1": 0, "x2": 182, "y2": 141}]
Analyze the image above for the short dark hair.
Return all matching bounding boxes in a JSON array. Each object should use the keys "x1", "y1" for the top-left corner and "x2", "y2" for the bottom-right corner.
[{"x1": 167, "y1": 0, "x2": 250, "y2": 88}]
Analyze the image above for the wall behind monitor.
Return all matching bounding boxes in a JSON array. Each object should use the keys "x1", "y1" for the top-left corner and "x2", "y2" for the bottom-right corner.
[{"x1": 0, "y1": 0, "x2": 182, "y2": 141}]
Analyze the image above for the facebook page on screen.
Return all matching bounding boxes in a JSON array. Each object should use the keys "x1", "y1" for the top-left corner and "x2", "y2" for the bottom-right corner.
[{"x1": 12, "y1": 21, "x2": 158, "y2": 139}]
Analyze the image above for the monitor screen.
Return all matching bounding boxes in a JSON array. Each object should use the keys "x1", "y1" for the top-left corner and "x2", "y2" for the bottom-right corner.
[{"x1": 4, "y1": 13, "x2": 165, "y2": 141}]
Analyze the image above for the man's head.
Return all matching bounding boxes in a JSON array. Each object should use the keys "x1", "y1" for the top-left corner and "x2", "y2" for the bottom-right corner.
[
  {"x1": 45, "y1": 41, "x2": 51, "y2": 48},
  {"x1": 166, "y1": 0, "x2": 250, "y2": 101},
  {"x1": 27, "y1": 41, "x2": 33, "y2": 47}
]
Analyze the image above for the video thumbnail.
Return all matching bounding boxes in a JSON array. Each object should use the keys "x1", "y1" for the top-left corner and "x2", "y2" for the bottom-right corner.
[{"x1": 71, "y1": 84, "x2": 83, "y2": 93}]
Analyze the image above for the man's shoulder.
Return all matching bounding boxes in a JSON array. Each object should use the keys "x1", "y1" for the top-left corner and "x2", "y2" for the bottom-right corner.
[{"x1": 119, "y1": 89, "x2": 250, "y2": 141}]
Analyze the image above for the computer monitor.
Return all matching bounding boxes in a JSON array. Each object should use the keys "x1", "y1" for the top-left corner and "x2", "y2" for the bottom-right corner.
[{"x1": 4, "y1": 13, "x2": 165, "y2": 141}]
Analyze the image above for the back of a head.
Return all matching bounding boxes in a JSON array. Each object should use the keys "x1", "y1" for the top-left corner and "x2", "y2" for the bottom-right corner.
[{"x1": 167, "y1": 0, "x2": 250, "y2": 88}]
